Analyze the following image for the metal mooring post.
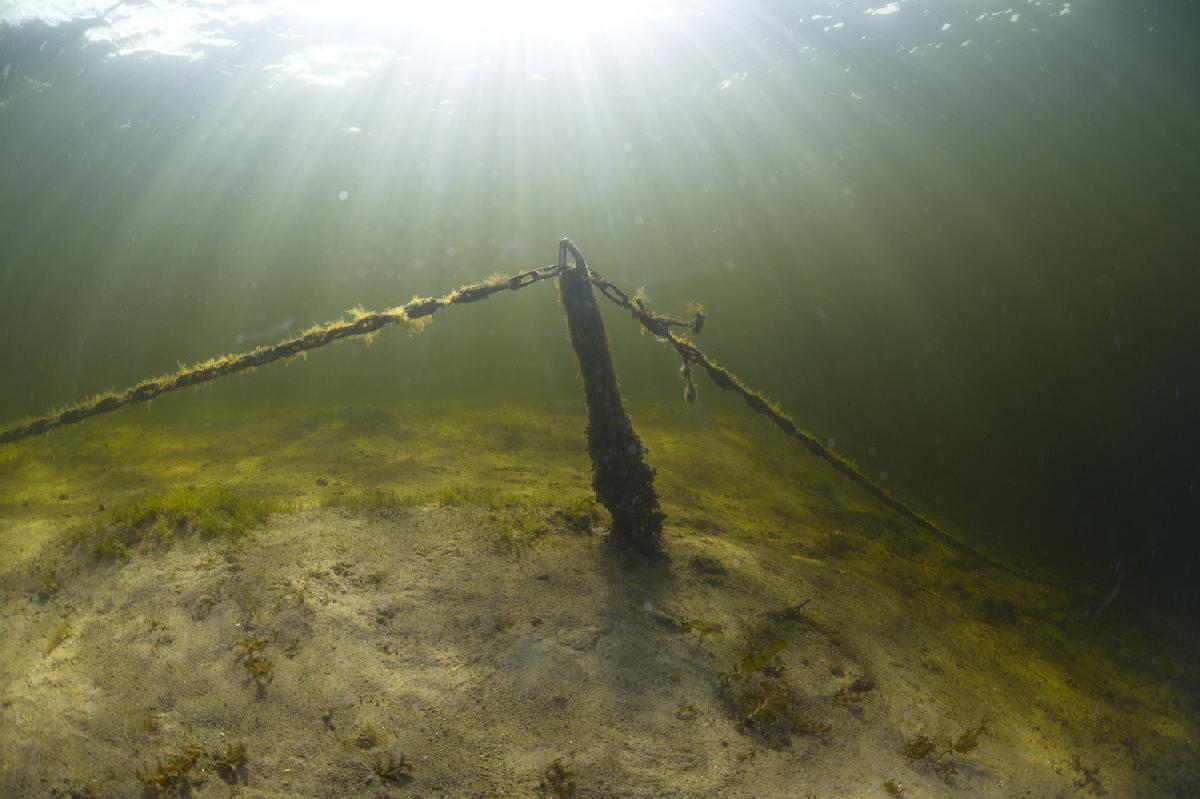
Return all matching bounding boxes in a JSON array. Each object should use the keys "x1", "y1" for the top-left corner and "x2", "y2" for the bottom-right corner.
[{"x1": 557, "y1": 239, "x2": 665, "y2": 555}]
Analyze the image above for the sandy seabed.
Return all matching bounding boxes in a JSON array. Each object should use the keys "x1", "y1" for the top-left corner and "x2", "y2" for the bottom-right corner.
[{"x1": 0, "y1": 399, "x2": 1196, "y2": 798}]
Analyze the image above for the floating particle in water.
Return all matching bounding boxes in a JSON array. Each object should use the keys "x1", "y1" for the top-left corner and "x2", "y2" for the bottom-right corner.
[
  {"x1": 725, "y1": 260, "x2": 736, "y2": 271},
  {"x1": 338, "y1": 189, "x2": 349, "y2": 200},
  {"x1": 623, "y1": 141, "x2": 633, "y2": 152},
  {"x1": 716, "y1": 72, "x2": 748, "y2": 90},
  {"x1": 643, "y1": 600, "x2": 653, "y2": 612},
  {"x1": 826, "y1": 437, "x2": 837, "y2": 449},
  {"x1": 865, "y1": 2, "x2": 901, "y2": 15},
  {"x1": 879, "y1": 471, "x2": 889, "y2": 481},
  {"x1": 634, "y1": 215, "x2": 645, "y2": 226}
]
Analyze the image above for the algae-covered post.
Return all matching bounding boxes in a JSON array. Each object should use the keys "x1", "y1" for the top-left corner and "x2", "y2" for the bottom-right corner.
[{"x1": 556, "y1": 239, "x2": 664, "y2": 555}]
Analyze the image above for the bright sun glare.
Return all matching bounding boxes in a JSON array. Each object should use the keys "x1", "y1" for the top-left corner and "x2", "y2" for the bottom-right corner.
[{"x1": 300, "y1": 0, "x2": 674, "y2": 41}]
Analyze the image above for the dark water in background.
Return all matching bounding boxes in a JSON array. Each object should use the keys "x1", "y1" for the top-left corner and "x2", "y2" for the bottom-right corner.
[{"x1": 1, "y1": 1, "x2": 1198, "y2": 604}]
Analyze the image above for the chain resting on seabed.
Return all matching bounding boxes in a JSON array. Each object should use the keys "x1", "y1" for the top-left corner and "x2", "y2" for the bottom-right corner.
[{"x1": 0, "y1": 243, "x2": 1103, "y2": 585}]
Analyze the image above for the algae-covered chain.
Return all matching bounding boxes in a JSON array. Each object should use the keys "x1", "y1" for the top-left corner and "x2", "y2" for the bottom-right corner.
[
  {"x1": 0, "y1": 241, "x2": 1103, "y2": 584},
  {"x1": 0, "y1": 262, "x2": 566, "y2": 446},
  {"x1": 586, "y1": 259, "x2": 1108, "y2": 587}
]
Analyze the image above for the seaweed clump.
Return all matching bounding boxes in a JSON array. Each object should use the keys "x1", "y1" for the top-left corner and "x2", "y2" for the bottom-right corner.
[
  {"x1": 136, "y1": 745, "x2": 202, "y2": 796},
  {"x1": 320, "y1": 489, "x2": 417, "y2": 512},
  {"x1": 722, "y1": 638, "x2": 786, "y2": 685},
  {"x1": 832, "y1": 676, "x2": 875, "y2": 715},
  {"x1": 473, "y1": 491, "x2": 605, "y2": 551},
  {"x1": 550, "y1": 496, "x2": 606, "y2": 535},
  {"x1": 32, "y1": 567, "x2": 62, "y2": 602},
  {"x1": 1070, "y1": 754, "x2": 1105, "y2": 795},
  {"x1": 719, "y1": 638, "x2": 829, "y2": 748},
  {"x1": 539, "y1": 758, "x2": 577, "y2": 798},
  {"x1": 902, "y1": 724, "x2": 989, "y2": 784},
  {"x1": 212, "y1": 743, "x2": 247, "y2": 784},
  {"x1": 69, "y1": 487, "x2": 275, "y2": 561},
  {"x1": 355, "y1": 725, "x2": 386, "y2": 749},
  {"x1": 237, "y1": 636, "x2": 274, "y2": 695},
  {"x1": 371, "y1": 752, "x2": 412, "y2": 785},
  {"x1": 136, "y1": 742, "x2": 247, "y2": 795}
]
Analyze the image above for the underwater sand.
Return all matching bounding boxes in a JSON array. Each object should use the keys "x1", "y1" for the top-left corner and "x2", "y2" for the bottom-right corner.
[{"x1": 0, "y1": 399, "x2": 1197, "y2": 797}]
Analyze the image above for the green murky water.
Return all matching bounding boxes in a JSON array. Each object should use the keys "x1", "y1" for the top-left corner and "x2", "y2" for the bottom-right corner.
[{"x1": 1, "y1": 2, "x2": 1198, "y2": 797}]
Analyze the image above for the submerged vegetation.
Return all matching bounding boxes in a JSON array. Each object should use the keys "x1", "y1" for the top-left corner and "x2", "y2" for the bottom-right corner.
[
  {"x1": 370, "y1": 752, "x2": 412, "y2": 785},
  {"x1": 901, "y1": 723, "x2": 989, "y2": 784},
  {"x1": 539, "y1": 758, "x2": 577, "y2": 798},
  {"x1": 354, "y1": 724, "x2": 387, "y2": 750},
  {"x1": 320, "y1": 489, "x2": 418, "y2": 511},
  {"x1": 321, "y1": 484, "x2": 605, "y2": 550},
  {"x1": 1070, "y1": 754, "x2": 1105, "y2": 795},
  {"x1": 42, "y1": 617, "x2": 72, "y2": 656},
  {"x1": 486, "y1": 494, "x2": 603, "y2": 550},
  {"x1": 718, "y1": 636, "x2": 830, "y2": 748},
  {"x1": 1, "y1": 400, "x2": 1194, "y2": 796},
  {"x1": 721, "y1": 638, "x2": 787, "y2": 686},
  {"x1": 211, "y1": 742, "x2": 248, "y2": 785},
  {"x1": 136, "y1": 742, "x2": 248, "y2": 795},
  {"x1": 136, "y1": 745, "x2": 202, "y2": 796},
  {"x1": 67, "y1": 487, "x2": 276, "y2": 561},
  {"x1": 237, "y1": 635, "x2": 275, "y2": 695}
]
